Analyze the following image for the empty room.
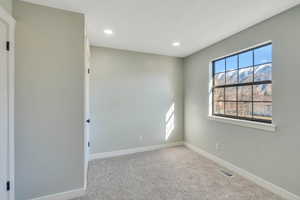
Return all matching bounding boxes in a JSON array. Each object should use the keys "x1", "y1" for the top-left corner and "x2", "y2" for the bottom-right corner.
[{"x1": 1, "y1": 0, "x2": 300, "y2": 199}]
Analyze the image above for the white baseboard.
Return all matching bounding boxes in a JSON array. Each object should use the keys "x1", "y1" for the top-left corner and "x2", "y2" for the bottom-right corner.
[
  {"x1": 89, "y1": 141, "x2": 184, "y2": 161},
  {"x1": 30, "y1": 188, "x2": 85, "y2": 200},
  {"x1": 184, "y1": 142, "x2": 300, "y2": 200}
]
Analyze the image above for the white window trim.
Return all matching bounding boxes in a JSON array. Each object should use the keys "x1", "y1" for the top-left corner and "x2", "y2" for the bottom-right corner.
[
  {"x1": 208, "y1": 41, "x2": 276, "y2": 132},
  {"x1": 208, "y1": 115, "x2": 276, "y2": 132}
]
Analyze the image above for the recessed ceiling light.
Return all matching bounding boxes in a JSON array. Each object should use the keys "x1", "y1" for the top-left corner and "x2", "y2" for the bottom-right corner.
[
  {"x1": 172, "y1": 42, "x2": 180, "y2": 47},
  {"x1": 104, "y1": 29, "x2": 113, "y2": 35}
]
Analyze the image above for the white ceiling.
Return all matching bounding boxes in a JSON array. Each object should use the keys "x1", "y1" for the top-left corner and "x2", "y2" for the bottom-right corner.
[{"x1": 21, "y1": 0, "x2": 300, "y2": 57}]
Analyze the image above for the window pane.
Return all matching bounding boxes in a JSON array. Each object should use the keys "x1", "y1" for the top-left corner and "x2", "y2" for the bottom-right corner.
[
  {"x1": 214, "y1": 88, "x2": 224, "y2": 101},
  {"x1": 225, "y1": 87, "x2": 237, "y2": 101},
  {"x1": 254, "y1": 63, "x2": 272, "y2": 82},
  {"x1": 212, "y1": 44, "x2": 272, "y2": 123},
  {"x1": 226, "y1": 55, "x2": 238, "y2": 71},
  {"x1": 214, "y1": 59, "x2": 225, "y2": 73},
  {"x1": 253, "y1": 84, "x2": 272, "y2": 101},
  {"x1": 238, "y1": 102, "x2": 252, "y2": 118},
  {"x1": 225, "y1": 102, "x2": 237, "y2": 116},
  {"x1": 226, "y1": 70, "x2": 238, "y2": 85},
  {"x1": 214, "y1": 73, "x2": 225, "y2": 86},
  {"x1": 239, "y1": 50, "x2": 253, "y2": 68},
  {"x1": 214, "y1": 102, "x2": 224, "y2": 115},
  {"x1": 253, "y1": 102, "x2": 272, "y2": 121},
  {"x1": 254, "y1": 44, "x2": 272, "y2": 65},
  {"x1": 238, "y1": 85, "x2": 252, "y2": 101},
  {"x1": 239, "y1": 67, "x2": 253, "y2": 83}
]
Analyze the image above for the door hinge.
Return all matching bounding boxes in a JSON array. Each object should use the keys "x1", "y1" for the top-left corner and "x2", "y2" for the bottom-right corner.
[
  {"x1": 88, "y1": 68, "x2": 90, "y2": 74},
  {"x1": 6, "y1": 181, "x2": 10, "y2": 191},
  {"x1": 88, "y1": 142, "x2": 91, "y2": 147},
  {"x1": 6, "y1": 41, "x2": 10, "y2": 51}
]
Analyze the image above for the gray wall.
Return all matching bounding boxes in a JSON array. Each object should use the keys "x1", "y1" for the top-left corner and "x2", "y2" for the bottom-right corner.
[
  {"x1": 184, "y1": 5, "x2": 300, "y2": 196},
  {"x1": 0, "y1": 0, "x2": 12, "y2": 14},
  {"x1": 14, "y1": 1, "x2": 85, "y2": 199},
  {"x1": 90, "y1": 47, "x2": 184, "y2": 154}
]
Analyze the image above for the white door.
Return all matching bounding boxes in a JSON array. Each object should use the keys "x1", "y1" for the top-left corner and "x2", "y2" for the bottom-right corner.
[
  {"x1": 84, "y1": 36, "x2": 91, "y2": 189},
  {"x1": 0, "y1": 18, "x2": 9, "y2": 200}
]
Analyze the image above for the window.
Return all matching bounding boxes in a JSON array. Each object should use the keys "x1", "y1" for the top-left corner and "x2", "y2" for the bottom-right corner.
[{"x1": 212, "y1": 43, "x2": 272, "y2": 123}]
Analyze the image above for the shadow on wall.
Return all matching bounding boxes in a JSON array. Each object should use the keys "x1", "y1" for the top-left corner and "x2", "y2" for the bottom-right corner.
[{"x1": 165, "y1": 103, "x2": 175, "y2": 141}]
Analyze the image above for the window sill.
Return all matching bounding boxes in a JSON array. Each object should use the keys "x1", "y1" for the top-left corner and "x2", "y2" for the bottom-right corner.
[{"x1": 208, "y1": 115, "x2": 276, "y2": 132}]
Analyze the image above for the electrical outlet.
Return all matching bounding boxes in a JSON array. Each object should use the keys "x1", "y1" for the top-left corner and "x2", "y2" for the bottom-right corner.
[{"x1": 139, "y1": 135, "x2": 143, "y2": 141}]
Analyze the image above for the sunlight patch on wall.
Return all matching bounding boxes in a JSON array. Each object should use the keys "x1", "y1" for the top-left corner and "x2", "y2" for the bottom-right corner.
[{"x1": 165, "y1": 103, "x2": 175, "y2": 141}]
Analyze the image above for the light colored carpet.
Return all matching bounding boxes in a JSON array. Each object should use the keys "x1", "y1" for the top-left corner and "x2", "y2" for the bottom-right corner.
[{"x1": 74, "y1": 146, "x2": 284, "y2": 200}]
